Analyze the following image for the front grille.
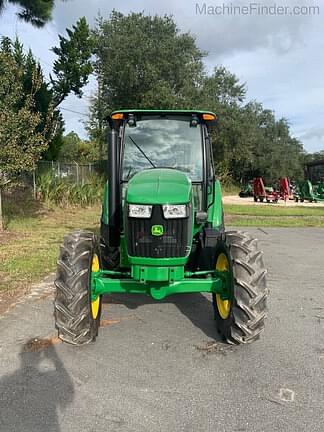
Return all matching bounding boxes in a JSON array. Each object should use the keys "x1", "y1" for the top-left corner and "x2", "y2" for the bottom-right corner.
[{"x1": 127, "y1": 205, "x2": 191, "y2": 258}]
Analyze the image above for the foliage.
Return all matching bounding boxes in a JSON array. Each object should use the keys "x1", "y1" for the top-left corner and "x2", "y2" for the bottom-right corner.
[
  {"x1": 303, "y1": 150, "x2": 324, "y2": 164},
  {"x1": 89, "y1": 11, "x2": 305, "y2": 184},
  {"x1": 88, "y1": 11, "x2": 205, "y2": 148},
  {"x1": 0, "y1": 51, "x2": 47, "y2": 182},
  {"x1": 1, "y1": 17, "x2": 94, "y2": 162},
  {"x1": 51, "y1": 17, "x2": 94, "y2": 108},
  {"x1": 58, "y1": 131, "x2": 99, "y2": 163},
  {"x1": 93, "y1": 11, "x2": 204, "y2": 110},
  {"x1": 1, "y1": 37, "x2": 65, "y2": 161},
  {"x1": 196, "y1": 71, "x2": 304, "y2": 182},
  {"x1": 0, "y1": 0, "x2": 58, "y2": 27},
  {"x1": 36, "y1": 173, "x2": 104, "y2": 207}
]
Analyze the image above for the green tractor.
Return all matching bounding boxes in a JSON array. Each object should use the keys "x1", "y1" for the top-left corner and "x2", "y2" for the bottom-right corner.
[
  {"x1": 295, "y1": 180, "x2": 324, "y2": 203},
  {"x1": 54, "y1": 110, "x2": 268, "y2": 346}
]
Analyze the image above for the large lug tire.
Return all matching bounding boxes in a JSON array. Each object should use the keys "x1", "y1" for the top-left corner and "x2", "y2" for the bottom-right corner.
[
  {"x1": 213, "y1": 230, "x2": 268, "y2": 345},
  {"x1": 54, "y1": 230, "x2": 102, "y2": 346}
]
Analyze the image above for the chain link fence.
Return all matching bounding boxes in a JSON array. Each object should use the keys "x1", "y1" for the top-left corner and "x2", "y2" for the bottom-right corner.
[
  {"x1": 0, "y1": 161, "x2": 107, "y2": 200},
  {"x1": 29, "y1": 160, "x2": 107, "y2": 196},
  {"x1": 0, "y1": 161, "x2": 108, "y2": 226},
  {"x1": 36, "y1": 161, "x2": 107, "y2": 184}
]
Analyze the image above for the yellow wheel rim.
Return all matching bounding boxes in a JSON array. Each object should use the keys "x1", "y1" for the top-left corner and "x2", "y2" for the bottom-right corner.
[
  {"x1": 91, "y1": 296, "x2": 100, "y2": 320},
  {"x1": 91, "y1": 254, "x2": 100, "y2": 319},
  {"x1": 92, "y1": 254, "x2": 100, "y2": 272},
  {"x1": 215, "y1": 253, "x2": 231, "y2": 320}
]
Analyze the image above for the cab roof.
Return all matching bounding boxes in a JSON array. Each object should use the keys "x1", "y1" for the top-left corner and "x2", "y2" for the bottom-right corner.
[{"x1": 110, "y1": 109, "x2": 217, "y2": 117}]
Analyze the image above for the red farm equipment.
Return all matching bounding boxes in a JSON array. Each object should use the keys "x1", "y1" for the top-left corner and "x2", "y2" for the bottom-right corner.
[
  {"x1": 278, "y1": 177, "x2": 292, "y2": 202},
  {"x1": 253, "y1": 177, "x2": 278, "y2": 203}
]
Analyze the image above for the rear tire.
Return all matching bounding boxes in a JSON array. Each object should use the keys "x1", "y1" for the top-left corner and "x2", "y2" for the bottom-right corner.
[
  {"x1": 213, "y1": 231, "x2": 268, "y2": 344},
  {"x1": 54, "y1": 230, "x2": 102, "y2": 345}
]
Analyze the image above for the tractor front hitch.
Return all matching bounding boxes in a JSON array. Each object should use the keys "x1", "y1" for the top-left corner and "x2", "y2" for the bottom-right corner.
[{"x1": 90, "y1": 267, "x2": 231, "y2": 301}]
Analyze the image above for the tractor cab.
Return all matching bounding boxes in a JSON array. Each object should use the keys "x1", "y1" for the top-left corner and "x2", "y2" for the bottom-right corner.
[
  {"x1": 101, "y1": 110, "x2": 221, "y2": 260},
  {"x1": 121, "y1": 111, "x2": 214, "y2": 211}
]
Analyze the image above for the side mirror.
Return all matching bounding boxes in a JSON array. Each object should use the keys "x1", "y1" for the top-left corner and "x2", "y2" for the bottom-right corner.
[
  {"x1": 190, "y1": 115, "x2": 199, "y2": 127},
  {"x1": 128, "y1": 114, "x2": 137, "y2": 127}
]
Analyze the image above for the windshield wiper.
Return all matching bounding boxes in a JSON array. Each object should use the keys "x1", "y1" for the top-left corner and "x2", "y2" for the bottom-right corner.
[{"x1": 128, "y1": 136, "x2": 157, "y2": 169}]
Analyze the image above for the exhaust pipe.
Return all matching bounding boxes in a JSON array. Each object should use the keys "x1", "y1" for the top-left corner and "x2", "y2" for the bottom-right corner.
[{"x1": 108, "y1": 128, "x2": 120, "y2": 247}]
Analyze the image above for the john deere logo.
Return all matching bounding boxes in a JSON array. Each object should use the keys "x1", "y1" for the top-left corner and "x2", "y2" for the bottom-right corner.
[{"x1": 151, "y1": 225, "x2": 164, "y2": 236}]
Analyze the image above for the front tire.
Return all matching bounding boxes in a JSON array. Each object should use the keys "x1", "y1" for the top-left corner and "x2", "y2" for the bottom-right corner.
[
  {"x1": 213, "y1": 231, "x2": 268, "y2": 344},
  {"x1": 54, "y1": 230, "x2": 102, "y2": 345}
]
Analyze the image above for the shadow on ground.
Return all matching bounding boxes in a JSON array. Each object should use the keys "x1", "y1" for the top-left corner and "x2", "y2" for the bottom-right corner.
[
  {"x1": 0, "y1": 341, "x2": 74, "y2": 432},
  {"x1": 103, "y1": 292, "x2": 223, "y2": 342}
]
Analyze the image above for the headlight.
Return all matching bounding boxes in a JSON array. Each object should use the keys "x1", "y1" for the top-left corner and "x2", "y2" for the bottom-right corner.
[
  {"x1": 163, "y1": 204, "x2": 187, "y2": 219},
  {"x1": 128, "y1": 204, "x2": 152, "y2": 218}
]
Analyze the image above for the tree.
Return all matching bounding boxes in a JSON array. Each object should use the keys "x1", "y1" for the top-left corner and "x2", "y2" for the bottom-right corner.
[
  {"x1": 0, "y1": 0, "x2": 57, "y2": 27},
  {"x1": 92, "y1": 11, "x2": 204, "y2": 108},
  {"x1": 196, "y1": 67, "x2": 248, "y2": 178},
  {"x1": 51, "y1": 17, "x2": 94, "y2": 108},
  {"x1": 0, "y1": 52, "x2": 47, "y2": 175},
  {"x1": 86, "y1": 77, "x2": 106, "y2": 160},
  {"x1": 88, "y1": 11, "x2": 305, "y2": 183},
  {"x1": 0, "y1": 16, "x2": 94, "y2": 161},
  {"x1": 0, "y1": 51, "x2": 48, "y2": 228},
  {"x1": 58, "y1": 132, "x2": 98, "y2": 163},
  {"x1": 88, "y1": 11, "x2": 205, "y2": 152},
  {"x1": 196, "y1": 72, "x2": 304, "y2": 182},
  {"x1": 1, "y1": 37, "x2": 65, "y2": 160}
]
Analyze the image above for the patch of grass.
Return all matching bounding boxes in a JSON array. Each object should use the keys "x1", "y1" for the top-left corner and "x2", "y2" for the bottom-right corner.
[
  {"x1": 224, "y1": 204, "x2": 324, "y2": 227},
  {"x1": 0, "y1": 193, "x2": 100, "y2": 293},
  {"x1": 222, "y1": 183, "x2": 240, "y2": 196}
]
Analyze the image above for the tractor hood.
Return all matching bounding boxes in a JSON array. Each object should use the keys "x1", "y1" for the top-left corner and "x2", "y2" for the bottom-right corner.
[{"x1": 126, "y1": 169, "x2": 191, "y2": 205}]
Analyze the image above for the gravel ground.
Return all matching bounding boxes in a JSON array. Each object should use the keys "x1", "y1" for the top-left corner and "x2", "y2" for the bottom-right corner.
[{"x1": 0, "y1": 228, "x2": 323, "y2": 432}]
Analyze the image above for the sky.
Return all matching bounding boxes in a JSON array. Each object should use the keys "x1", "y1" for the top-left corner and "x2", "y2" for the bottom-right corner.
[{"x1": 0, "y1": 0, "x2": 323, "y2": 153}]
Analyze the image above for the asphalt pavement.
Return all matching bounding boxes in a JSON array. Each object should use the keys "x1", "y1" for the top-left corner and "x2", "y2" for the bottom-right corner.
[{"x1": 0, "y1": 228, "x2": 323, "y2": 432}]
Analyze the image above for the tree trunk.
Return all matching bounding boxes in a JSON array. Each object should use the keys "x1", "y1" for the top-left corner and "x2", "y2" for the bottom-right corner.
[{"x1": 0, "y1": 187, "x2": 3, "y2": 231}]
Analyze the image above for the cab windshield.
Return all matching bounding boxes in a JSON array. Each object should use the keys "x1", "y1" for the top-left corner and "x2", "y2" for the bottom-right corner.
[{"x1": 122, "y1": 117, "x2": 203, "y2": 182}]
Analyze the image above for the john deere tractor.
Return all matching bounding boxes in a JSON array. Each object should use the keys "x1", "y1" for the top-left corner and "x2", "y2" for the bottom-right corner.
[{"x1": 54, "y1": 110, "x2": 268, "y2": 346}]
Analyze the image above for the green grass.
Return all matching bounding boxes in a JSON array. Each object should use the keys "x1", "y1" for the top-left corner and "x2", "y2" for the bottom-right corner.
[
  {"x1": 224, "y1": 204, "x2": 324, "y2": 227},
  {"x1": 221, "y1": 184, "x2": 240, "y2": 196},
  {"x1": 0, "y1": 193, "x2": 100, "y2": 293}
]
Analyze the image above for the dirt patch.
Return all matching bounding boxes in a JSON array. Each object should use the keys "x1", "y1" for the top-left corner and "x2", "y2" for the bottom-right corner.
[
  {"x1": 100, "y1": 318, "x2": 122, "y2": 327},
  {"x1": 0, "y1": 230, "x2": 19, "y2": 244},
  {"x1": 195, "y1": 340, "x2": 235, "y2": 356},
  {"x1": 100, "y1": 315, "x2": 135, "y2": 327},
  {"x1": 223, "y1": 195, "x2": 324, "y2": 207},
  {"x1": 22, "y1": 336, "x2": 62, "y2": 352},
  {"x1": 21, "y1": 317, "x2": 134, "y2": 352}
]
